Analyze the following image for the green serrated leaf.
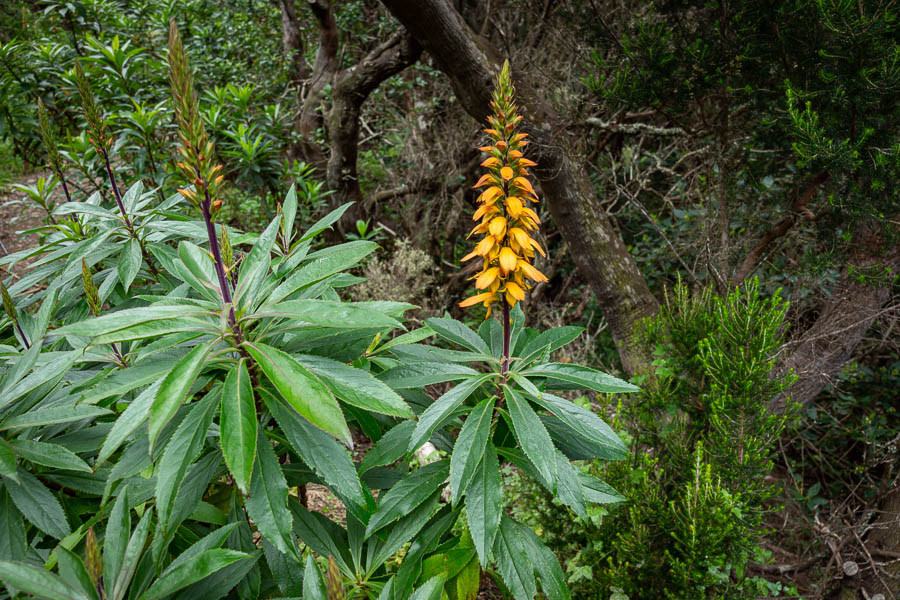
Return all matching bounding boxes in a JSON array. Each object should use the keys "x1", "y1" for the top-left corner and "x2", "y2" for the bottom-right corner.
[
  {"x1": 527, "y1": 392, "x2": 627, "y2": 460},
  {"x1": 296, "y1": 354, "x2": 412, "y2": 418},
  {"x1": 492, "y1": 516, "x2": 536, "y2": 600},
  {"x1": 6, "y1": 469, "x2": 70, "y2": 539},
  {"x1": 9, "y1": 440, "x2": 91, "y2": 473},
  {"x1": 138, "y1": 549, "x2": 252, "y2": 600},
  {"x1": 245, "y1": 342, "x2": 350, "y2": 446},
  {"x1": 245, "y1": 429, "x2": 296, "y2": 559},
  {"x1": 220, "y1": 360, "x2": 256, "y2": 495},
  {"x1": 425, "y1": 318, "x2": 490, "y2": 354},
  {"x1": 262, "y1": 390, "x2": 368, "y2": 522},
  {"x1": 156, "y1": 391, "x2": 218, "y2": 535},
  {"x1": 408, "y1": 375, "x2": 493, "y2": 453},
  {"x1": 0, "y1": 561, "x2": 86, "y2": 600},
  {"x1": 449, "y1": 396, "x2": 494, "y2": 505},
  {"x1": 365, "y1": 460, "x2": 450, "y2": 538},
  {"x1": 379, "y1": 362, "x2": 480, "y2": 390},
  {"x1": 118, "y1": 238, "x2": 142, "y2": 291},
  {"x1": 467, "y1": 442, "x2": 501, "y2": 568},
  {"x1": 503, "y1": 385, "x2": 557, "y2": 490},
  {"x1": 148, "y1": 343, "x2": 212, "y2": 452},
  {"x1": 521, "y1": 363, "x2": 639, "y2": 393},
  {"x1": 358, "y1": 420, "x2": 415, "y2": 474}
]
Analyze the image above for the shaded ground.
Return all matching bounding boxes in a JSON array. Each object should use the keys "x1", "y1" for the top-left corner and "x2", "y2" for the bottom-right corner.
[{"x1": 0, "y1": 171, "x2": 59, "y2": 278}]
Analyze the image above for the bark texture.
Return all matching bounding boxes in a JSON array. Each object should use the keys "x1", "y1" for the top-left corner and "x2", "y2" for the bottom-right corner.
[
  {"x1": 284, "y1": 0, "x2": 338, "y2": 172},
  {"x1": 379, "y1": 0, "x2": 659, "y2": 374},
  {"x1": 774, "y1": 223, "x2": 899, "y2": 410},
  {"x1": 325, "y1": 32, "x2": 422, "y2": 220},
  {"x1": 274, "y1": 0, "x2": 307, "y2": 88}
]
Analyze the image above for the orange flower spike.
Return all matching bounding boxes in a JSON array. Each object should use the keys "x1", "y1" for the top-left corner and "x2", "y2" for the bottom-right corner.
[{"x1": 460, "y1": 59, "x2": 545, "y2": 315}]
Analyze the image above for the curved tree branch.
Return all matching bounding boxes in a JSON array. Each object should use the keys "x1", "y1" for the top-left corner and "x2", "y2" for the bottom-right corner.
[
  {"x1": 379, "y1": 0, "x2": 659, "y2": 374},
  {"x1": 325, "y1": 31, "x2": 422, "y2": 224},
  {"x1": 733, "y1": 171, "x2": 830, "y2": 286}
]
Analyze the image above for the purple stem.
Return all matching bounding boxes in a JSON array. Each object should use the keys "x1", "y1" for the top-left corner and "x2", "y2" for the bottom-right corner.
[
  {"x1": 200, "y1": 189, "x2": 239, "y2": 337},
  {"x1": 15, "y1": 321, "x2": 30, "y2": 350}
]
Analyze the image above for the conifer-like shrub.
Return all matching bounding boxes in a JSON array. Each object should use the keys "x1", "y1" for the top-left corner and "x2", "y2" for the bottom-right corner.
[{"x1": 508, "y1": 279, "x2": 797, "y2": 599}]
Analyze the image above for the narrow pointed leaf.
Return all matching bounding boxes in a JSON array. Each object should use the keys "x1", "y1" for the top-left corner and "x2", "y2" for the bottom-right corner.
[
  {"x1": 449, "y1": 397, "x2": 494, "y2": 504},
  {"x1": 9, "y1": 440, "x2": 91, "y2": 473},
  {"x1": 408, "y1": 374, "x2": 492, "y2": 453},
  {"x1": 467, "y1": 442, "x2": 501, "y2": 568},
  {"x1": 6, "y1": 469, "x2": 70, "y2": 539},
  {"x1": 0, "y1": 441, "x2": 17, "y2": 483},
  {"x1": 245, "y1": 429, "x2": 296, "y2": 559},
  {"x1": 0, "y1": 404, "x2": 111, "y2": 431},
  {"x1": 253, "y1": 299, "x2": 400, "y2": 329},
  {"x1": 302, "y1": 554, "x2": 327, "y2": 600},
  {"x1": 0, "y1": 561, "x2": 86, "y2": 600},
  {"x1": 521, "y1": 363, "x2": 639, "y2": 393},
  {"x1": 503, "y1": 385, "x2": 557, "y2": 489},
  {"x1": 137, "y1": 549, "x2": 252, "y2": 600},
  {"x1": 263, "y1": 390, "x2": 368, "y2": 521},
  {"x1": 245, "y1": 342, "x2": 350, "y2": 446},
  {"x1": 379, "y1": 362, "x2": 480, "y2": 390},
  {"x1": 358, "y1": 420, "x2": 415, "y2": 474},
  {"x1": 527, "y1": 392, "x2": 627, "y2": 460},
  {"x1": 149, "y1": 343, "x2": 211, "y2": 452},
  {"x1": 156, "y1": 391, "x2": 218, "y2": 534},
  {"x1": 296, "y1": 354, "x2": 412, "y2": 417},
  {"x1": 519, "y1": 525, "x2": 571, "y2": 600},
  {"x1": 57, "y1": 547, "x2": 99, "y2": 600},
  {"x1": 493, "y1": 516, "x2": 536, "y2": 600},
  {"x1": 118, "y1": 238, "x2": 141, "y2": 291},
  {"x1": 220, "y1": 360, "x2": 256, "y2": 494},
  {"x1": 111, "y1": 509, "x2": 152, "y2": 600},
  {"x1": 365, "y1": 460, "x2": 450, "y2": 538},
  {"x1": 424, "y1": 317, "x2": 490, "y2": 354}
]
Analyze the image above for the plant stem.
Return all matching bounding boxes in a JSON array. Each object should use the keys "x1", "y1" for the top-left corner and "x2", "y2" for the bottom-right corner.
[
  {"x1": 110, "y1": 342, "x2": 125, "y2": 366},
  {"x1": 201, "y1": 189, "x2": 240, "y2": 339},
  {"x1": 14, "y1": 321, "x2": 30, "y2": 350},
  {"x1": 101, "y1": 150, "x2": 161, "y2": 280},
  {"x1": 102, "y1": 149, "x2": 131, "y2": 228},
  {"x1": 501, "y1": 295, "x2": 511, "y2": 378}
]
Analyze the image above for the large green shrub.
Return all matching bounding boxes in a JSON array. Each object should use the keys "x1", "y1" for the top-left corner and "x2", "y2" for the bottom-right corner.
[
  {"x1": 509, "y1": 280, "x2": 797, "y2": 599},
  {"x1": 0, "y1": 38, "x2": 635, "y2": 600}
]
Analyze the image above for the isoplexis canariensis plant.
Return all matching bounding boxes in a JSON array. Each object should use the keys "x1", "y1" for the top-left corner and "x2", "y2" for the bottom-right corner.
[
  {"x1": 74, "y1": 59, "x2": 160, "y2": 279},
  {"x1": 461, "y1": 60, "x2": 548, "y2": 375},
  {"x1": 167, "y1": 19, "x2": 235, "y2": 326}
]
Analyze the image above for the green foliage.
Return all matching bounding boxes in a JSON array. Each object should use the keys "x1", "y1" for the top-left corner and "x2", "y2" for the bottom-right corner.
[
  {"x1": 0, "y1": 30, "x2": 635, "y2": 600},
  {"x1": 508, "y1": 280, "x2": 798, "y2": 599},
  {"x1": 0, "y1": 0, "x2": 292, "y2": 228}
]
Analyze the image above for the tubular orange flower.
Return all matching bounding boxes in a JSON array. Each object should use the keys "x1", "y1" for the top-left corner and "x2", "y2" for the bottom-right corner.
[{"x1": 460, "y1": 60, "x2": 547, "y2": 315}]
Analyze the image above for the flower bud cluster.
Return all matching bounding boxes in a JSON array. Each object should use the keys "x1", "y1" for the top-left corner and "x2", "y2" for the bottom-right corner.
[{"x1": 168, "y1": 19, "x2": 224, "y2": 209}]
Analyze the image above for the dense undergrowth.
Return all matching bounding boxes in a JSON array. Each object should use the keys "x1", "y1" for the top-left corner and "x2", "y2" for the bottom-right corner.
[{"x1": 1, "y1": 1, "x2": 898, "y2": 599}]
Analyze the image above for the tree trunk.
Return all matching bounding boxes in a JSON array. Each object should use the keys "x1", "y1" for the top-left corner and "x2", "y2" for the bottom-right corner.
[
  {"x1": 325, "y1": 32, "x2": 421, "y2": 226},
  {"x1": 378, "y1": 0, "x2": 659, "y2": 374},
  {"x1": 285, "y1": 0, "x2": 338, "y2": 174},
  {"x1": 275, "y1": 0, "x2": 307, "y2": 88},
  {"x1": 773, "y1": 223, "x2": 899, "y2": 410},
  {"x1": 859, "y1": 483, "x2": 900, "y2": 598}
]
